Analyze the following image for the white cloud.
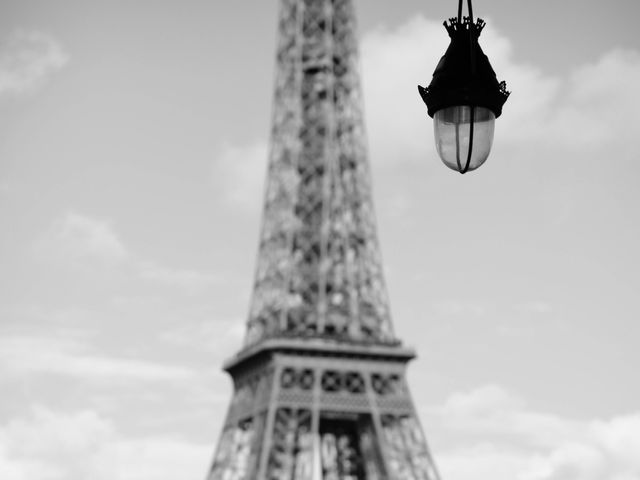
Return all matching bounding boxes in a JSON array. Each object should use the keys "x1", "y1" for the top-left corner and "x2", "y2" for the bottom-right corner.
[
  {"x1": 159, "y1": 316, "x2": 246, "y2": 355},
  {"x1": 0, "y1": 335, "x2": 193, "y2": 382},
  {"x1": 361, "y1": 17, "x2": 447, "y2": 166},
  {"x1": 433, "y1": 300, "x2": 489, "y2": 317},
  {"x1": 35, "y1": 211, "x2": 217, "y2": 293},
  {"x1": 115, "y1": 435, "x2": 211, "y2": 480},
  {"x1": 549, "y1": 48, "x2": 640, "y2": 154},
  {"x1": 496, "y1": 302, "x2": 559, "y2": 337},
  {"x1": 589, "y1": 415, "x2": 640, "y2": 474},
  {"x1": 435, "y1": 385, "x2": 585, "y2": 449},
  {"x1": 136, "y1": 260, "x2": 219, "y2": 295},
  {"x1": 516, "y1": 301, "x2": 553, "y2": 315},
  {"x1": 0, "y1": 407, "x2": 210, "y2": 480},
  {"x1": 442, "y1": 384, "x2": 524, "y2": 417},
  {"x1": 0, "y1": 31, "x2": 69, "y2": 96},
  {"x1": 214, "y1": 142, "x2": 268, "y2": 211},
  {"x1": 0, "y1": 407, "x2": 115, "y2": 480},
  {"x1": 36, "y1": 211, "x2": 128, "y2": 266},
  {"x1": 437, "y1": 443, "x2": 535, "y2": 480},
  {"x1": 426, "y1": 385, "x2": 640, "y2": 480}
]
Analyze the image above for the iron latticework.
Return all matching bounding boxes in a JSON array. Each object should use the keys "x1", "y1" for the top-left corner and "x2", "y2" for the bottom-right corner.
[{"x1": 208, "y1": 1, "x2": 440, "y2": 479}]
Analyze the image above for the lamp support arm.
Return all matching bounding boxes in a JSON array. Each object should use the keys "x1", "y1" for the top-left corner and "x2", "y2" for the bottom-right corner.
[{"x1": 457, "y1": 0, "x2": 474, "y2": 23}]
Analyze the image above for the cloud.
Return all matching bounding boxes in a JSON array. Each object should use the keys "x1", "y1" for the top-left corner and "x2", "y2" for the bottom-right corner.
[
  {"x1": 0, "y1": 407, "x2": 210, "y2": 480},
  {"x1": 433, "y1": 300, "x2": 489, "y2": 317},
  {"x1": 0, "y1": 30, "x2": 69, "y2": 96},
  {"x1": 213, "y1": 142, "x2": 268, "y2": 211},
  {"x1": 136, "y1": 261, "x2": 219, "y2": 295},
  {"x1": 516, "y1": 301, "x2": 553, "y2": 315},
  {"x1": 436, "y1": 444, "x2": 535, "y2": 480},
  {"x1": 159, "y1": 316, "x2": 246, "y2": 354},
  {"x1": 426, "y1": 385, "x2": 640, "y2": 480},
  {"x1": 0, "y1": 407, "x2": 114, "y2": 480},
  {"x1": 435, "y1": 385, "x2": 584, "y2": 449},
  {"x1": 548, "y1": 48, "x2": 640, "y2": 155},
  {"x1": 35, "y1": 211, "x2": 217, "y2": 294},
  {"x1": 0, "y1": 335, "x2": 193, "y2": 382},
  {"x1": 35, "y1": 212, "x2": 128, "y2": 266},
  {"x1": 114, "y1": 435, "x2": 211, "y2": 480},
  {"x1": 361, "y1": 16, "x2": 448, "y2": 166}
]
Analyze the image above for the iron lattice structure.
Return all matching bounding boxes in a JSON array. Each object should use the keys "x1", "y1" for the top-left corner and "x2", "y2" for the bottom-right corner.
[{"x1": 208, "y1": 1, "x2": 441, "y2": 478}]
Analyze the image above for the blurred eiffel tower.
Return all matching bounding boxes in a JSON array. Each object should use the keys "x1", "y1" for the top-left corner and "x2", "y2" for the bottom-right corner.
[{"x1": 207, "y1": 0, "x2": 440, "y2": 478}]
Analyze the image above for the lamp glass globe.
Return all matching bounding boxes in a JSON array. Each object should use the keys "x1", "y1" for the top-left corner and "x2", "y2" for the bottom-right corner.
[{"x1": 434, "y1": 106, "x2": 495, "y2": 172}]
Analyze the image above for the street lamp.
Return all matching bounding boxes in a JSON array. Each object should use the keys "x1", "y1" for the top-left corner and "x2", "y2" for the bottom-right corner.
[{"x1": 419, "y1": 0, "x2": 510, "y2": 174}]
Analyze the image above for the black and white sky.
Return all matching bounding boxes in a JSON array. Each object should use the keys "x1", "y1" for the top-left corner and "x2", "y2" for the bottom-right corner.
[{"x1": 1, "y1": 1, "x2": 640, "y2": 479}]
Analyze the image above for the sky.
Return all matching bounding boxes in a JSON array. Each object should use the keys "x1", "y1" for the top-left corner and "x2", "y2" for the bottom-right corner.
[{"x1": 1, "y1": 0, "x2": 640, "y2": 479}]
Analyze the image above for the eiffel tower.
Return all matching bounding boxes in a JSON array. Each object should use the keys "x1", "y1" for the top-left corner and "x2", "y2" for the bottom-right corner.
[{"x1": 207, "y1": 1, "x2": 440, "y2": 478}]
